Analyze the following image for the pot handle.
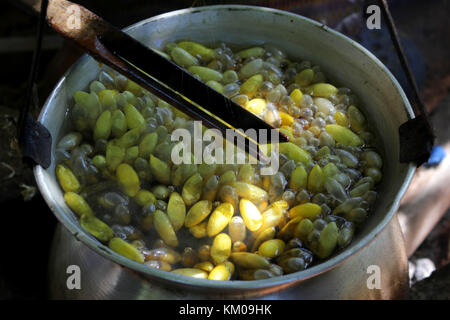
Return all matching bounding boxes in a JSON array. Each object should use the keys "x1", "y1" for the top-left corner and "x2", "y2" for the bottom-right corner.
[
  {"x1": 375, "y1": 0, "x2": 435, "y2": 166},
  {"x1": 17, "y1": 0, "x2": 52, "y2": 169}
]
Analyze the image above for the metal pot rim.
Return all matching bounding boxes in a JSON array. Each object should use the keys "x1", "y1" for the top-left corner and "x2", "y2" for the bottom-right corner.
[{"x1": 35, "y1": 4, "x2": 416, "y2": 291}]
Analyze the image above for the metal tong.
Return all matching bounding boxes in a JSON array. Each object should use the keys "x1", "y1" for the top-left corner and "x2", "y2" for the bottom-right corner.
[{"x1": 19, "y1": 0, "x2": 288, "y2": 168}]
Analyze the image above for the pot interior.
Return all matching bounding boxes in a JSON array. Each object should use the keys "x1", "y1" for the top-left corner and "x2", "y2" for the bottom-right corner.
[{"x1": 35, "y1": 5, "x2": 415, "y2": 290}]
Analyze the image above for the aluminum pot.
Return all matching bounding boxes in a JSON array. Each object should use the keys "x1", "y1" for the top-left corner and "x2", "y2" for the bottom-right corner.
[{"x1": 35, "y1": 5, "x2": 416, "y2": 299}]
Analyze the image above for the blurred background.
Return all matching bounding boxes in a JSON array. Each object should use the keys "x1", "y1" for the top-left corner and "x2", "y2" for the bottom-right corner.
[{"x1": 0, "y1": 0, "x2": 448, "y2": 299}]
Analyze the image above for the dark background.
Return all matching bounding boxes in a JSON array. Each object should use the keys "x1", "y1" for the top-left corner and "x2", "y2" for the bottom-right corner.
[{"x1": 0, "y1": 0, "x2": 448, "y2": 299}]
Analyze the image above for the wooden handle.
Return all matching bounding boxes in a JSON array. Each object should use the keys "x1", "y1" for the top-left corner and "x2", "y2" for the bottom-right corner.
[{"x1": 44, "y1": 0, "x2": 132, "y2": 90}]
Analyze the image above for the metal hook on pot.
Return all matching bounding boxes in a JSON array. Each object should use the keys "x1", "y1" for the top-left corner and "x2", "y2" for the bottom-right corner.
[
  {"x1": 17, "y1": 0, "x2": 52, "y2": 169},
  {"x1": 371, "y1": 0, "x2": 435, "y2": 166}
]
